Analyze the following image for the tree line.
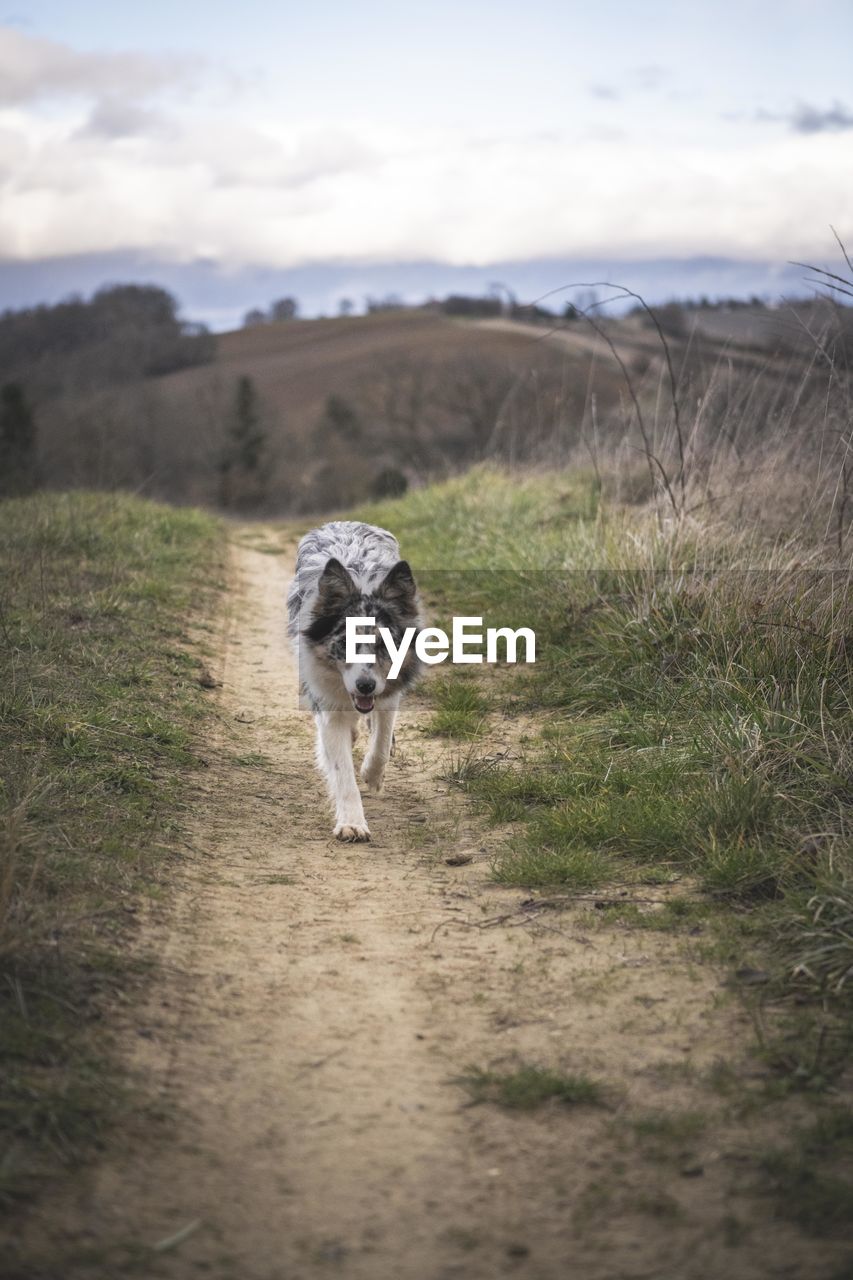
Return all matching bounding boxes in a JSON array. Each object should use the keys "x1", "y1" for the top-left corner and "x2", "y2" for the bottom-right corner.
[{"x1": 0, "y1": 285, "x2": 215, "y2": 499}]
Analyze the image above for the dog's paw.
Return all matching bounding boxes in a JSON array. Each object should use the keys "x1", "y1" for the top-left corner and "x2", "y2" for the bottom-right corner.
[
  {"x1": 360, "y1": 758, "x2": 385, "y2": 793},
  {"x1": 334, "y1": 822, "x2": 371, "y2": 842}
]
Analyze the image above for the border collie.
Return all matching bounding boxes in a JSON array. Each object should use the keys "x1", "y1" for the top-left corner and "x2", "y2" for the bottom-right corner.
[{"x1": 287, "y1": 521, "x2": 422, "y2": 841}]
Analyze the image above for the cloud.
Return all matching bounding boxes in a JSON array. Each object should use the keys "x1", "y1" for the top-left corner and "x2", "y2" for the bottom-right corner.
[
  {"x1": 790, "y1": 100, "x2": 853, "y2": 133},
  {"x1": 153, "y1": 121, "x2": 379, "y2": 190},
  {"x1": 0, "y1": 108, "x2": 849, "y2": 271},
  {"x1": 754, "y1": 100, "x2": 853, "y2": 133},
  {"x1": 0, "y1": 32, "x2": 848, "y2": 276},
  {"x1": 0, "y1": 25, "x2": 195, "y2": 106},
  {"x1": 78, "y1": 98, "x2": 170, "y2": 140}
]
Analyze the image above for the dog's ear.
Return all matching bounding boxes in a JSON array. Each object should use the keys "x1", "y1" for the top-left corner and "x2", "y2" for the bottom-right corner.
[
  {"x1": 316, "y1": 557, "x2": 357, "y2": 611},
  {"x1": 304, "y1": 558, "x2": 358, "y2": 642},
  {"x1": 376, "y1": 560, "x2": 417, "y2": 614}
]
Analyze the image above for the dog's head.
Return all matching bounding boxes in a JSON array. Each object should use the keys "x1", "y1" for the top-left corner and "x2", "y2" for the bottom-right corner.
[{"x1": 303, "y1": 557, "x2": 420, "y2": 713}]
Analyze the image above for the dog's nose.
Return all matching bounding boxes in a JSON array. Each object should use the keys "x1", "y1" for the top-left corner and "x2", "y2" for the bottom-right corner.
[{"x1": 355, "y1": 676, "x2": 376, "y2": 695}]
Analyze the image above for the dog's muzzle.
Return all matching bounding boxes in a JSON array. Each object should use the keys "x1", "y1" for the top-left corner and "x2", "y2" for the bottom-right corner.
[{"x1": 353, "y1": 677, "x2": 376, "y2": 714}]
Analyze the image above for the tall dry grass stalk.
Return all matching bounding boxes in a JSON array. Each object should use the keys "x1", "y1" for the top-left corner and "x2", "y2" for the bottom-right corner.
[{"x1": 566, "y1": 320, "x2": 851, "y2": 561}]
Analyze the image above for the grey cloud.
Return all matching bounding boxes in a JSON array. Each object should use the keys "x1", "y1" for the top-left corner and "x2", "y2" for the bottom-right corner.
[
  {"x1": 77, "y1": 98, "x2": 170, "y2": 140},
  {"x1": 753, "y1": 100, "x2": 853, "y2": 133},
  {"x1": 588, "y1": 84, "x2": 619, "y2": 100},
  {"x1": 791, "y1": 100, "x2": 853, "y2": 133},
  {"x1": 0, "y1": 26, "x2": 196, "y2": 105}
]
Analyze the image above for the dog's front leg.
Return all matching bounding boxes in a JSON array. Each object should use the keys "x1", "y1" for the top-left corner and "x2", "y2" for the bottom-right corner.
[
  {"x1": 316, "y1": 710, "x2": 370, "y2": 842},
  {"x1": 361, "y1": 696, "x2": 399, "y2": 793}
]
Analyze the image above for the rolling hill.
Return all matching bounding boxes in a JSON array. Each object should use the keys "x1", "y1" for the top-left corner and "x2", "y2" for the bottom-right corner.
[{"x1": 29, "y1": 297, "x2": 840, "y2": 513}]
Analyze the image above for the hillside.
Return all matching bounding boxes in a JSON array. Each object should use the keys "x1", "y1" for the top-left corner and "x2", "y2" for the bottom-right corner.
[
  {"x1": 164, "y1": 306, "x2": 582, "y2": 445},
  {"x1": 22, "y1": 294, "x2": 844, "y2": 515},
  {"x1": 27, "y1": 307, "x2": 591, "y2": 509}
]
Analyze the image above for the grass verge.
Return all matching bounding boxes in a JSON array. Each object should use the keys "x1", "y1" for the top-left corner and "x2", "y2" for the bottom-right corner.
[
  {"x1": 0, "y1": 491, "x2": 223, "y2": 1208},
  {"x1": 423, "y1": 673, "x2": 492, "y2": 738},
  {"x1": 355, "y1": 468, "x2": 853, "y2": 1086}
]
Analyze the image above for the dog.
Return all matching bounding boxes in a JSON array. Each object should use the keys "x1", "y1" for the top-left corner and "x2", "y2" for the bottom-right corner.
[{"x1": 287, "y1": 521, "x2": 422, "y2": 841}]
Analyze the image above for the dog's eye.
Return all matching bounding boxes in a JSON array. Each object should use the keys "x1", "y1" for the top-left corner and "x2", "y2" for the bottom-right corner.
[{"x1": 305, "y1": 611, "x2": 341, "y2": 643}]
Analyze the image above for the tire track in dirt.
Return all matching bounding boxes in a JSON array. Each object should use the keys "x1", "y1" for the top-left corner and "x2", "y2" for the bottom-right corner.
[{"x1": 24, "y1": 530, "x2": 851, "y2": 1280}]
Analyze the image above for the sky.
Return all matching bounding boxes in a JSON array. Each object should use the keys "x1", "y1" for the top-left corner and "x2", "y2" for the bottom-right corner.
[{"x1": 1, "y1": 2, "x2": 851, "y2": 324}]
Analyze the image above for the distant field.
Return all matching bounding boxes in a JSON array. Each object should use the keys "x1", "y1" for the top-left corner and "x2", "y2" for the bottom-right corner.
[
  {"x1": 165, "y1": 302, "x2": 818, "y2": 443},
  {"x1": 164, "y1": 307, "x2": 575, "y2": 439},
  {"x1": 27, "y1": 293, "x2": 846, "y2": 517},
  {"x1": 148, "y1": 309, "x2": 618, "y2": 508}
]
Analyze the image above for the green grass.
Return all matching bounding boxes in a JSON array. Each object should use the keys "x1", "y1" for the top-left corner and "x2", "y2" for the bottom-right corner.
[
  {"x1": 355, "y1": 468, "x2": 603, "y2": 572},
  {"x1": 423, "y1": 674, "x2": 491, "y2": 738},
  {"x1": 456, "y1": 1064, "x2": 604, "y2": 1110},
  {"x1": 0, "y1": 491, "x2": 223, "y2": 1206},
  {"x1": 493, "y1": 842, "x2": 614, "y2": 888},
  {"x1": 463, "y1": 734, "x2": 797, "y2": 897}
]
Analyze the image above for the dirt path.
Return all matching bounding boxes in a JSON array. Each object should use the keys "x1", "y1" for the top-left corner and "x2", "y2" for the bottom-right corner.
[
  {"x1": 473, "y1": 316, "x2": 790, "y2": 376},
  {"x1": 28, "y1": 531, "x2": 848, "y2": 1279}
]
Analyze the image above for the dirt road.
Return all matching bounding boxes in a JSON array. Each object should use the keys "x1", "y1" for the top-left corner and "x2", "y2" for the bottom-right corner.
[
  {"x1": 26, "y1": 530, "x2": 848, "y2": 1279},
  {"x1": 473, "y1": 315, "x2": 794, "y2": 377}
]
